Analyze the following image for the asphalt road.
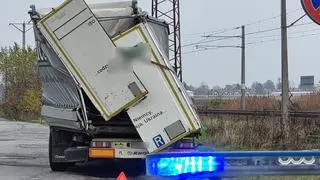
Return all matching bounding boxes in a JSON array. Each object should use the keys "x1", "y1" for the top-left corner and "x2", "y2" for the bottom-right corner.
[
  {"x1": 4, "y1": 118, "x2": 317, "y2": 180},
  {"x1": 0, "y1": 118, "x2": 152, "y2": 180}
]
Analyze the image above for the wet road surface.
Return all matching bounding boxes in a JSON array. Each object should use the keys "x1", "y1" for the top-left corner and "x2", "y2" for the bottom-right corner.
[{"x1": 0, "y1": 119, "x2": 152, "y2": 180}]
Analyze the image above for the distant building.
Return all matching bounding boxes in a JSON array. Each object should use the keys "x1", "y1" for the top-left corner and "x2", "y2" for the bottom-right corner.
[
  {"x1": 186, "y1": 90, "x2": 194, "y2": 97},
  {"x1": 300, "y1": 76, "x2": 315, "y2": 91}
]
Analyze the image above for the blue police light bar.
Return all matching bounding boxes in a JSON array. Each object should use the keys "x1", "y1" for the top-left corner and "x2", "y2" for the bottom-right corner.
[
  {"x1": 148, "y1": 155, "x2": 224, "y2": 177},
  {"x1": 146, "y1": 150, "x2": 320, "y2": 178}
]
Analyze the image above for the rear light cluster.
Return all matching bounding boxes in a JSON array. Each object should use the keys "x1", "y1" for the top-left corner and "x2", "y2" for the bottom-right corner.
[
  {"x1": 91, "y1": 141, "x2": 111, "y2": 148},
  {"x1": 89, "y1": 141, "x2": 115, "y2": 158}
]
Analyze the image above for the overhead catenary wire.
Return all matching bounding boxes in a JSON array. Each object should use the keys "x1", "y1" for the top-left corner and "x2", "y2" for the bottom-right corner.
[
  {"x1": 182, "y1": 7, "x2": 317, "y2": 56},
  {"x1": 182, "y1": 8, "x2": 303, "y2": 37},
  {"x1": 182, "y1": 26, "x2": 240, "y2": 37},
  {"x1": 183, "y1": 47, "x2": 227, "y2": 54},
  {"x1": 183, "y1": 32, "x2": 320, "y2": 54},
  {"x1": 245, "y1": 22, "x2": 314, "y2": 36},
  {"x1": 182, "y1": 36, "x2": 236, "y2": 47},
  {"x1": 246, "y1": 32, "x2": 320, "y2": 45},
  {"x1": 182, "y1": 21, "x2": 316, "y2": 48},
  {"x1": 242, "y1": 8, "x2": 302, "y2": 27},
  {"x1": 245, "y1": 28, "x2": 320, "y2": 40}
]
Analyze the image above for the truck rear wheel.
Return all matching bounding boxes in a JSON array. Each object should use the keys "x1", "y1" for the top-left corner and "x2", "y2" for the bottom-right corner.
[{"x1": 49, "y1": 129, "x2": 75, "y2": 171}]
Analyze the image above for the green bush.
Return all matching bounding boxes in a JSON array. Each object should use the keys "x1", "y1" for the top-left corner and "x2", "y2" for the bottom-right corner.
[
  {"x1": 0, "y1": 43, "x2": 41, "y2": 120},
  {"x1": 209, "y1": 99, "x2": 224, "y2": 108}
]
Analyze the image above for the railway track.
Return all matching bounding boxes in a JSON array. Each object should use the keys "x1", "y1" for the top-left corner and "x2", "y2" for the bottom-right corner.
[{"x1": 197, "y1": 109, "x2": 320, "y2": 118}]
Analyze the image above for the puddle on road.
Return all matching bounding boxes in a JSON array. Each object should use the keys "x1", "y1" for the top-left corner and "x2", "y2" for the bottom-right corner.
[
  {"x1": 0, "y1": 161, "x2": 49, "y2": 168},
  {"x1": 0, "y1": 139, "x2": 15, "y2": 142},
  {"x1": 18, "y1": 144, "x2": 45, "y2": 149},
  {"x1": 0, "y1": 154, "x2": 36, "y2": 160}
]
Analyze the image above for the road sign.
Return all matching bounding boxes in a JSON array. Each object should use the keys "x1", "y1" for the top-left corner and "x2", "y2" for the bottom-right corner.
[
  {"x1": 301, "y1": 76, "x2": 314, "y2": 86},
  {"x1": 301, "y1": 0, "x2": 320, "y2": 25}
]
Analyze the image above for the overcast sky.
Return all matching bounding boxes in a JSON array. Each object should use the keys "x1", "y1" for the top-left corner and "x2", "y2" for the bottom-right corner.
[{"x1": 1, "y1": 0, "x2": 319, "y2": 88}]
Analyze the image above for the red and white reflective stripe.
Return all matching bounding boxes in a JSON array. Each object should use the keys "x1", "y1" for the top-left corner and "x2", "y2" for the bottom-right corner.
[
  {"x1": 96, "y1": 141, "x2": 103, "y2": 147},
  {"x1": 177, "y1": 143, "x2": 195, "y2": 149},
  {"x1": 170, "y1": 149, "x2": 195, "y2": 152},
  {"x1": 92, "y1": 141, "x2": 96, "y2": 147}
]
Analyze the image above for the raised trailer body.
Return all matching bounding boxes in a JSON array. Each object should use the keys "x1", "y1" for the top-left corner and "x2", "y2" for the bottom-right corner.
[
  {"x1": 38, "y1": 0, "x2": 148, "y2": 121},
  {"x1": 113, "y1": 23, "x2": 201, "y2": 153}
]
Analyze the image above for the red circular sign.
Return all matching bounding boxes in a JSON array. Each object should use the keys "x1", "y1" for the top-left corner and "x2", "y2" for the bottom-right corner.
[{"x1": 301, "y1": 0, "x2": 320, "y2": 25}]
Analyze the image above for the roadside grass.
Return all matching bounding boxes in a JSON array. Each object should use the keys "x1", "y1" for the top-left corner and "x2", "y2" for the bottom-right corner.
[
  {"x1": 195, "y1": 92, "x2": 320, "y2": 111},
  {"x1": 26, "y1": 117, "x2": 47, "y2": 125},
  {"x1": 198, "y1": 115, "x2": 320, "y2": 150},
  {"x1": 0, "y1": 103, "x2": 47, "y2": 125},
  {"x1": 0, "y1": 109, "x2": 4, "y2": 118},
  {"x1": 13, "y1": 116, "x2": 48, "y2": 126},
  {"x1": 295, "y1": 92, "x2": 320, "y2": 110},
  {"x1": 196, "y1": 93, "x2": 320, "y2": 150},
  {"x1": 198, "y1": 115, "x2": 320, "y2": 180},
  {"x1": 194, "y1": 96, "x2": 280, "y2": 111}
]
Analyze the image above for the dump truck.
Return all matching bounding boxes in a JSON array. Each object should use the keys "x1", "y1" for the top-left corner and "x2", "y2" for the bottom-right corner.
[
  {"x1": 29, "y1": 0, "x2": 201, "y2": 172},
  {"x1": 29, "y1": 1, "x2": 320, "y2": 179}
]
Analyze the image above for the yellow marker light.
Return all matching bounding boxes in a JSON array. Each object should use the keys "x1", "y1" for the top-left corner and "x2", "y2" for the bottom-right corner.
[{"x1": 89, "y1": 148, "x2": 115, "y2": 158}]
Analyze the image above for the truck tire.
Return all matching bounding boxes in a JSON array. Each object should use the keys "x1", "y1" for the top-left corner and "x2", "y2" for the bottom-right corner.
[{"x1": 49, "y1": 129, "x2": 75, "y2": 171}]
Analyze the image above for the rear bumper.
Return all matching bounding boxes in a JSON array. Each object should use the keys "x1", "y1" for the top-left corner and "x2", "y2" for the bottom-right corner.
[
  {"x1": 60, "y1": 146, "x2": 148, "y2": 163},
  {"x1": 89, "y1": 148, "x2": 148, "y2": 159}
]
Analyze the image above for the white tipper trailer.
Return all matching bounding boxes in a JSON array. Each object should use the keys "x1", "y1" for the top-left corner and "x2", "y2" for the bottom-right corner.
[{"x1": 29, "y1": 0, "x2": 201, "y2": 171}]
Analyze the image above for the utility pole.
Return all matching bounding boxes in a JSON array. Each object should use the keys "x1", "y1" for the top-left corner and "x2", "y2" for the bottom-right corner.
[
  {"x1": 200, "y1": 28, "x2": 246, "y2": 109},
  {"x1": 9, "y1": 22, "x2": 32, "y2": 50},
  {"x1": 281, "y1": 0, "x2": 290, "y2": 145},
  {"x1": 241, "y1": 25, "x2": 246, "y2": 110}
]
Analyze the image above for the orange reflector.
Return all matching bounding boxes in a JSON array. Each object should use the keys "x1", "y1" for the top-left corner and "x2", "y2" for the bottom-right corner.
[{"x1": 89, "y1": 148, "x2": 115, "y2": 158}]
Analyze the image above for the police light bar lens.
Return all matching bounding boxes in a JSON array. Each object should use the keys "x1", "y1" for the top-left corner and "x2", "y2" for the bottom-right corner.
[{"x1": 147, "y1": 155, "x2": 224, "y2": 176}]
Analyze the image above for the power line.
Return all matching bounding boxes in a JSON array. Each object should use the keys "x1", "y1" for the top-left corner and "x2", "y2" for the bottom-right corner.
[
  {"x1": 183, "y1": 27, "x2": 239, "y2": 37},
  {"x1": 182, "y1": 47, "x2": 225, "y2": 54},
  {"x1": 9, "y1": 22, "x2": 33, "y2": 50},
  {"x1": 246, "y1": 32, "x2": 320, "y2": 45},
  {"x1": 183, "y1": 32, "x2": 320, "y2": 54},
  {"x1": 246, "y1": 28, "x2": 320, "y2": 40},
  {"x1": 182, "y1": 8, "x2": 303, "y2": 37},
  {"x1": 242, "y1": 8, "x2": 302, "y2": 27},
  {"x1": 246, "y1": 22, "x2": 314, "y2": 35},
  {"x1": 182, "y1": 22, "x2": 315, "y2": 49},
  {"x1": 246, "y1": 27, "x2": 280, "y2": 36},
  {"x1": 196, "y1": 45, "x2": 242, "y2": 48},
  {"x1": 182, "y1": 36, "x2": 235, "y2": 47},
  {"x1": 289, "y1": 21, "x2": 313, "y2": 27}
]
